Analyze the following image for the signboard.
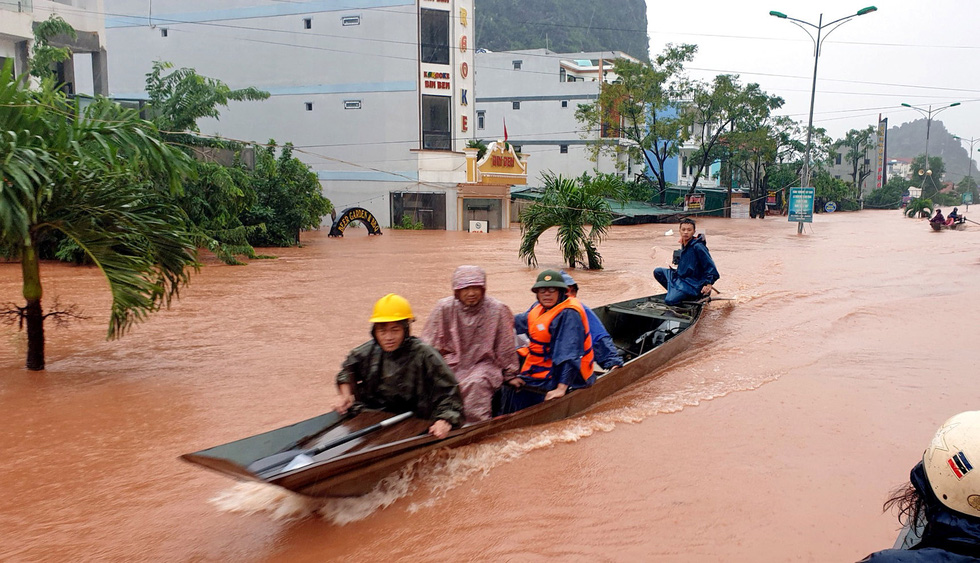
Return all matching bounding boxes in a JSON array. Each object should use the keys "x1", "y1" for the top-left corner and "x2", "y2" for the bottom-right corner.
[
  {"x1": 685, "y1": 193, "x2": 704, "y2": 211},
  {"x1": 328, "y1": 207, "x2": 383, "y2": 237},
  {"x1": 788, "y1": 187, "x2": 815, "y2": 223},
  {"x1": 766, "y1": 190, "x2": 778, "y2": 206},
  {"x1": 964, "y1": 192, "x2": 974, "y2": 205},
  {"x1": 825, "y1": 201, "x2": 837, "y2": 213},
  {"x1": 875, "y1": 118, "x2": 887, "y2": 190}
]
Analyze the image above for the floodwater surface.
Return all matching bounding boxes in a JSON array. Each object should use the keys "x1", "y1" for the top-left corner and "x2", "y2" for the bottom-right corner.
[{"x1": 2, "y1": 211, "x2": 980, "y2": 561}]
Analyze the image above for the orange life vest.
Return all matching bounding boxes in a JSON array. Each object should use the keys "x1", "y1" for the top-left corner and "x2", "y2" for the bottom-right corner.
[{"x1": 519, "y1": 297, "x2": 594, "y2": 380}]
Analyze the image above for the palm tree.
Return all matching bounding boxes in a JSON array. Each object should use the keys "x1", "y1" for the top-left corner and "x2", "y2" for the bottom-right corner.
[
  {"x1": 0, "y1": 64, "x2": 197, "y2": 370},
  {"x1": 904, "y1": 198, "x2": 934, "y2": 219},
  {"x1": 518, "y1": 173, "x2": 620, "y2": 269}
]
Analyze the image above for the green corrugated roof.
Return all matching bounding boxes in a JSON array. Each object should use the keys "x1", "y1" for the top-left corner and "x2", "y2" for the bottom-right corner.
[{"x1": 510, "y1": 186, "x2": 681, "y2": 221}]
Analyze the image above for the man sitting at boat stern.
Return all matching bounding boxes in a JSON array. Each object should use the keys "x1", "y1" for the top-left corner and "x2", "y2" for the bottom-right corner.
[
  {"x1": 560, "y1": 270, "x2": 623, "y2": 371},
  {"x1": 498, "y1": 270, "x2": 596, "y2": 415},
  {"x1": 422, "y1": 265, "x2": 519, "y2": 424},
  {"x1": 653, "y1": 217, "x2": 720, "y2": 305},
  {"x1": 333, "y1": 293, "x2": 463, "y2": 438}
]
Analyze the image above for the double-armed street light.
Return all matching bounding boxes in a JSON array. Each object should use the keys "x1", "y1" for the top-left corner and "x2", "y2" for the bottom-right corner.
[
  {"x1": 769, "y1": 6, "x2": 877, "y2": 234},
  {"x1": 901, "y1": 102, "x2": 961, "y2": 197},
  {"x1": 953, "y1": 135, "x2": 980, "y2": 209},
  {"x1": 769, "y1": 6, "x2": 878, "y2": 192}
]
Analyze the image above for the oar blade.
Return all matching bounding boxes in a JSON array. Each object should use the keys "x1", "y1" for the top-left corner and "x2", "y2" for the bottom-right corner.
[
  {"x1": 282, "y1": 453, "x2": 315, "y2": 473},
  {"x1": 246, "y1": 449, "x2": 304, "y2": 475}
]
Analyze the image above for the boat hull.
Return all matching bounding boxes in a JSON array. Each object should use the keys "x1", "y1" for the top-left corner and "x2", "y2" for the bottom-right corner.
[{"x1": 181, "y1": 294, "x2": 705, "y2": 497}]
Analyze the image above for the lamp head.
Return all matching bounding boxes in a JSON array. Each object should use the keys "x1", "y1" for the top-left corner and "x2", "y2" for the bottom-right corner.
[
  {"x1": 856, "y1": 6, "x2": 877, "y2": 16},
  {"x1": 950, "y1": 102, "x2": 962, "y2": 107},
  {"x1": 769, "y1": 10, "x2": 788, "y2": 18},
  {"x1": 901, "y1": 103, "x2": 912, "y2": 108}
]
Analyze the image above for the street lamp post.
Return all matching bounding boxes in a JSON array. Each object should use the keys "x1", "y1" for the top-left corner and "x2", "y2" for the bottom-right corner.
[
  {"x1": 902, "y1": 102, "x2": 961, "y2": 199},
  {"x1": 953, "y1": 135, "x2": 979, "y2": 210},
  {"x1": 769, "y1": 6, "x2": 877, "y2": 234}
]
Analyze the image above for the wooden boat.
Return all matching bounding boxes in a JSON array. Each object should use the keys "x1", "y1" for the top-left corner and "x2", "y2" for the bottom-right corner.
[
  {"x1": 930, "y1": 220, "x2": 966, "y2": 231},
  {"x1": 181, "y1": 294, "x2": 706, "y2": 498}
]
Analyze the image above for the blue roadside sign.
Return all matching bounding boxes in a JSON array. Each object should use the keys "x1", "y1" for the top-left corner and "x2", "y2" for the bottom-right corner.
[
  {"x1": 964, "y1": 192, "x2": 974, "y2": 205},
  {"x1": 825, "y1": 201, "x2": 837, "y2": 213},
  {"x1": 788, "y1": 187, "x2": 815, "y2": 223}
]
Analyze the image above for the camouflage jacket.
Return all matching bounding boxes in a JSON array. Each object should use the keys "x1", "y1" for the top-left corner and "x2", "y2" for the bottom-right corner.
[{"x1": 336, "y1": 336, "x2": 464, "y2": 427}]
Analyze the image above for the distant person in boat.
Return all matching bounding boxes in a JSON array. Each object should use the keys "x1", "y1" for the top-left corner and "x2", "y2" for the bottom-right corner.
[
  {"x1": 931, "y1": 209, "x2": 946, "y2": 225},
  {"x1": 559, "y1": 270, "x2": 623, "y2": 370},
  {"x1": 947, "y1": 207, "x2": 963, "y2": 226},
  {"x1": 860, "y1": 411, "x2": 980, "y2": 562},
  {"x1": 498, "y1": 270, "x2": 596, "y2": 414},
  {"x1": 333, "y1": 293, "x2": 464, "y2": 438},
  {"x1": 421, "y1": 265, "x2": 519, "y2": 424},
  {"x1": 653, "y1": 217, "x2": 720, "y2": 305}
]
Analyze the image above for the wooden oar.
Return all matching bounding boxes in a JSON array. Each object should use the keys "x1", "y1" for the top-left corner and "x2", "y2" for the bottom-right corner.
[
  {"x1": 964, "y1": 218, "x2": 980, "y2": 226},
  {"x1": 247, "y1": 411, "x2": 414, "y2": 476}
]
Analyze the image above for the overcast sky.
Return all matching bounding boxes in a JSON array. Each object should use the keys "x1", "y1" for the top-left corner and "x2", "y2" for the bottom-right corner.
[{"x1": 647, "y1": 0, "x2": 980, "y2": 144}]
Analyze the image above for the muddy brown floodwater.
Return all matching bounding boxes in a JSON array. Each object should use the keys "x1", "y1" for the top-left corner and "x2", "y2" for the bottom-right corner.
[{"x1": 3, "y1": 210, "x2": 980, "y2": 561}]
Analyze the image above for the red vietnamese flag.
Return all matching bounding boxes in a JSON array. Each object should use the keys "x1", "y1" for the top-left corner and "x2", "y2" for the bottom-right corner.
[{"x1": 503, "y1": 118, "x2": 508, "y2": 143}]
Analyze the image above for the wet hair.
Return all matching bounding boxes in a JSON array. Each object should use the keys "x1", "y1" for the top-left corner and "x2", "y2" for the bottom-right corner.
[
  {"x1": 883, "y1": 482, "x2": 925, "y2": 528},
  {"x1": 372, "y1": 319, "x2": 411, "y2": 340},
  {"x1": 679, "y1": 217, "x2": 697, "y2": 229}
]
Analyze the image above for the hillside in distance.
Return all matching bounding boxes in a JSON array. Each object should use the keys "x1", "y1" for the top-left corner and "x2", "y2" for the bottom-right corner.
[
  {"x1": 888, "y1": 119, "x2": 978, "y2": 184},
  {"x1": 474, "y1": 0, "x2": 650, "y2": 62}
]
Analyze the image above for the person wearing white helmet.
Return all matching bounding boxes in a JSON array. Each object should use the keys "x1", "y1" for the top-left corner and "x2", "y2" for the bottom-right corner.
[
  {"x1": 333, "y1": 293, "x2": 463, "y2": 438},
  {"x1": 861, "y1": 411, "x2": 980, "y2": 561}
]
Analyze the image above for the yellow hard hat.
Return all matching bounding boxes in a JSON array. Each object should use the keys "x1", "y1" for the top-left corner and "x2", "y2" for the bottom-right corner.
[{"x1": 369, "y1": 293, "x2": 414, "y2": 323}]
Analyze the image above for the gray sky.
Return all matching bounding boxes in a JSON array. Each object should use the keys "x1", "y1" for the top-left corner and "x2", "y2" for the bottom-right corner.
[{"x1": 647, "y1": 0, "x2": 980, "y2": 145}]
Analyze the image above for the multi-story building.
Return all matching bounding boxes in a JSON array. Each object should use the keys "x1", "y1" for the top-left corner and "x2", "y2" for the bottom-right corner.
[
  {"x1": 1, "y1": 0, "x2": 109, "y2": 94},
  {"x1": 474, "y1": 49, "x2": 642, "y2": 184},
  {"x1": 103, "y1": 0, "x2": 488, "y2": 230},
  {"x1": 828, "y1": 141, "x2": 877, "y2": 196}
]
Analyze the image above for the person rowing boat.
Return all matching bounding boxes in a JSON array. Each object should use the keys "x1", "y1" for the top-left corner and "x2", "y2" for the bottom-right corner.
[{"x1": 333, "y1": 293, "x2": 463, "y2": 439}]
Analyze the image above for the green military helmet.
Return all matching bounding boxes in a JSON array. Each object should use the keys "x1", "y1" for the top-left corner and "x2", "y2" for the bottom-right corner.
[{"x1": 531, "y1": 269, "x2": 568, "y2": 292}]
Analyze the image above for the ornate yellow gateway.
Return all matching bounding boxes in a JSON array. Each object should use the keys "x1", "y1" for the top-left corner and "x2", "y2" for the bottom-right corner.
[{"x1": 457, "y1": 141, "x2": 527, "y2": 231}]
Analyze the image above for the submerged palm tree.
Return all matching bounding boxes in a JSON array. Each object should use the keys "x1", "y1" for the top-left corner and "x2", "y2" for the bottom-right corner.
[
  {"x1": 904, "y1": 198, "x2": 934, "y2": 219},
  {"x1": 518, "y1": 173, "x2": 621, "y2": 269},
  {"x1": 0, "y1": 63, "x2": 197, "y2": 370}
]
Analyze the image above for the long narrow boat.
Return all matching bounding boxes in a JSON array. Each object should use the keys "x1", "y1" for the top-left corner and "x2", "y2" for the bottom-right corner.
[
  {"x1": 181, "y1": 294, "x2": 706, "y2": 498},
  {"x1": 930, "y1": 220, "x2": 967, "y2": 231}
]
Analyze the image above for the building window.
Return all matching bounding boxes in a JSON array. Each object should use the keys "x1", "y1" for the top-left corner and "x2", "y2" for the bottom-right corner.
[
  {"x1": 422, "y1": 95, "x2": 451, "y2": 150},
  {"x1": 560, "y1": 145, "x2": 568, "y2": 154},
  {"x1": 344, "y1": 100, "x2": 361, "y2": 110},
  {"x1": 512, "y1": 101, "x2": 520, "y2": 110},
  {"x1": 341, "y1": 15, "x2": 360, "y2": 26},
  {"x1": 420, "y1": 9, "x2": 450, "y2": 65},
  {"x1": 864, "y1": 158, "x2": 871, "y2": 165},
  {"x1": 513, "y1": 145, "x2": 522, "y2": 153},
  {"x1": 160, "y1": 28, "x2": 168, "y2": 37},
  {"x1": 303, "y1": 18, "x2": 312, "y2": 29},
  {"x1": 513, "y1": 60, "x2": 523, "y2": 70},
  {"x1": 561, "y1": 100, "x2": 568, "y2": 108},
  {"x1": 476, "y1": 110, "x2": 485, "y2": 130},
  {"x1": 835, "y1": 154, "x2": 842, "y2": 165},
  {"x1": 560, "y1": 68, "x2": 566, "y2": 82},
  {"x1": 305, "y1": 102, "x2": 314, "y2": 111}
]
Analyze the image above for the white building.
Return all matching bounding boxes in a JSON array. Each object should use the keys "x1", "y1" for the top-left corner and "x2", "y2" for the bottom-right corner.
[
  {"x1": 103, "y1": 0, "x2": 484, "y2": 230},
  {"x1": 0, "y1": 0, "x2": 109, "y2": 94},
  {"x1": 474, "y1": 49, "x2": 640, "y2": 185}
]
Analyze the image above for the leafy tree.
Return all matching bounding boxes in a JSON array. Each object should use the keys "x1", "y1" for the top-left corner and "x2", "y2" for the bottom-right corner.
[
  {"x1": 518, "y1": 173, "x2": 619, "y2": 269},
  {"x1": 467, "y1": 139, "x2": 489, "y2": 161},
  {"x1": 866, "y1": 176, "x2": 910, "y2": 209},
  {"x1": 575, "y1": 44, "x2": 696, "y2": 204},
  {"x1": 145, "y1": 61, "x2": 270, "y2": 134},
  {"x1": 680, "y1": 75, "x2": 784, "y2": 194},
  {"x1": 0, "y1": 64, "x2": 196, "y2": 370},
  {"x1": 241, "y1": 142, "x2": 333, "y2": 247},
  {"x1": 834, "y1": 126, "x2": 876, "y2": 197},
  {"x1": 28, "y1": 15, "x2": 76, "y2": 80}
]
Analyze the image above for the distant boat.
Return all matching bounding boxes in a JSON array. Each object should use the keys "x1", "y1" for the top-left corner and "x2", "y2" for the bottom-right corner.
[
  {"x1": 930, "y1": 220, "x2": 967, "y2": 231},
  {"x1": 181, "y1": 294, "x2": 707, "y2": 498}
]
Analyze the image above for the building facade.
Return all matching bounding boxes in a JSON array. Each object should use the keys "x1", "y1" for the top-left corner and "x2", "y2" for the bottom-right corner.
[
  {"x1": 474, "y1": 49, "x2": 641, "y2": 185},
  {"x1": 1, "y1": 0, "x2": 109, "y2": 94},
  {"x1": 104, "y1": 0, "x2": 485, "y2": 230}
]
